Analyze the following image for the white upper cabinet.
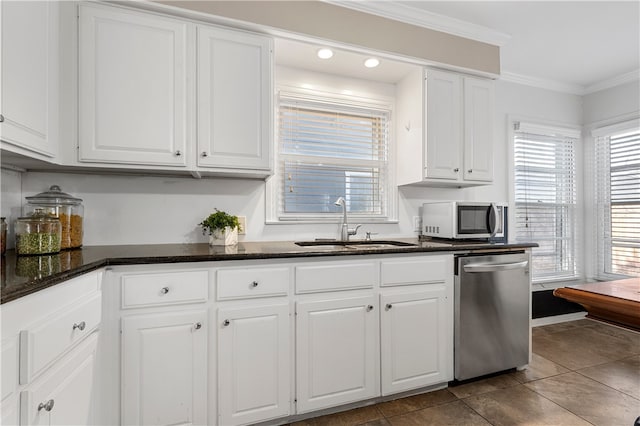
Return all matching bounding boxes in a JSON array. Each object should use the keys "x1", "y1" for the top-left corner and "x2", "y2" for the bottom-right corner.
[
  {"x1": 425, "y1": 70, "x2": 463, "y2": 181},
  {"x1": 78, "y1": 4, "x2": 190, "y2": 167},
  {"x1": 396, "y1": 68, "x2": 494, "y2": 187},
  {"x1": 463, "y1": 76, "x2": 494, "y2": 182},
  {"x1": 0, "y1": 0, "x2": 58, "y2": 159},
  {"x1": 77, "y1": 4, "x2": 273, "y2": 176},
  {"x1": 197, "y1": 26, "x2": 272, "y2": 172}
]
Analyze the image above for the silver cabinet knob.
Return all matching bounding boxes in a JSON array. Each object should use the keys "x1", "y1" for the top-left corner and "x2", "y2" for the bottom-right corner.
[
  {"x1": 160, "y1": 287, "x2": 169, "y2": 295},
  {"x1": 201, "y1": 151, "x2": 208, "y2": 157},
  {"x1": 38, "y1": 399, "x2": 54, "y2": 412},
  {"x1": 175, "y1": 150, "x2": 182, "y2": 156},
  {"x1": 386, "y1": 304, "x2": 393, "y2": 310},
  {"x1": 468, "y1": 169, "x2": 473, "y2": 173},
  {"x1": 366, "y1": 305, "x2": 374, "y2": 312},
  {"x1": 251, "y1": 281, "x2": 259, "y2": 288},
  {"x1": 453, "y1": 168, "x2": 459, "y2": 172},
  {"x1": 223, "y1": 319, "x2": 230, "y2": 327},
  {"x1": 194, "y1": 322, "x2": 202, "y2": 330},
  {"x1": 73, "y1": 321, "x2": 86, "y2": 331}
]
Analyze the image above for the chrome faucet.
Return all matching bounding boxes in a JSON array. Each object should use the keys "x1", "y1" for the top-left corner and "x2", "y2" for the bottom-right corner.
[{"x1": 334, "y1": 197, "x2": 361, "y2": 241}]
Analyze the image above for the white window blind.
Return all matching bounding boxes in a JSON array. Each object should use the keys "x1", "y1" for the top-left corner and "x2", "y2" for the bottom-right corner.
[
  {"x1": 594, "y1": 125, "x2": 640, "y2": 278},
  {"x1": 277, "y1": 94, "x2": 390, "y2": 220},
  {"x1": 514, "y1": 122, "x2": 579, "y2": 282}
]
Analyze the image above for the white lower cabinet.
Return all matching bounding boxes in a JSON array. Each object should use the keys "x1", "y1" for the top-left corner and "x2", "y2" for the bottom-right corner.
[
  {"x1": 380, "y1": 287, "x2": 453, "y2": 395},
  {"x1": 217, "y1": 303, "x2": 290, "y2": 425},
  {"x1": 296, "y1": 295, "x2": 379, "y2": 413},
  {"x1": 1, "y1": 272, "x2": 102, "y2": 426},
  {"x1": 20, "y1": 333, "x2": 98, "y2": 426},
  {"x1": 121, "y1": 310, "x2": 207, "y2": 426}
]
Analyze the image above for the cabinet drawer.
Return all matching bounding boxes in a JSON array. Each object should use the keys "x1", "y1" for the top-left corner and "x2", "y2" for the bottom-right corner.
[
  {"x1": 121, "y1": 270, "x2": 209, "y2": 309},
  {"x1": 381, "y1": 256, "x2": 449, "y2": 287},
  {"x1": 295, "y1": 261, "x2": 377, "y2": 293},
  {"x1": 19, "y1": 293, "x2": 101, "y2": 384},
  {"x1": 217, "y1": 267, "x2": 289, "y2": 300}
]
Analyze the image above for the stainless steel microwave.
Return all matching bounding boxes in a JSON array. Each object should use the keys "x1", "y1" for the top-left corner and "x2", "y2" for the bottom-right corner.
[{"x1": 421, "y1": 201, "x2": 507, "y2": 241}]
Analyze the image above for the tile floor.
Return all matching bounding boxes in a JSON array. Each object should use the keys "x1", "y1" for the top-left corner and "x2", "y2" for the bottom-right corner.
[{"x1": 291, "y1": 319, "x2": 640, "y2": 426}]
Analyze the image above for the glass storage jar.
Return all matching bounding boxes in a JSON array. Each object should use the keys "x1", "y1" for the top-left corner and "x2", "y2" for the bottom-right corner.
[
  {"x1": 15, "y1": 209, "x2": 62, "y2": 255},
  {"x1": 25, "y1": 185, "x2": 84, "y2": 249}
]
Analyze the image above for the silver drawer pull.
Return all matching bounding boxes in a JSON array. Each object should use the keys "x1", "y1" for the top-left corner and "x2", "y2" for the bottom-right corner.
[
  {"x1": 194, "y1": 322, "x2": 202, "y2": 330},
  {"x1": 366, "y1": 305, "x2": 374, "y2": 312},
  {"x1": 72, "y1": 321, "x2": 86, "y2": 331},
  {"x1": 251, "y1": 281, "x2": 259, "y2": 288},
  {"x1": 453, "y1": 168, "x2": 459, "y2": 172},
  {"x1": 223, "y1": 319, "x2": 230, "y2": 327},
  {"x1": 386, "y1": 304, "x2": 393, "y2": 310},
  {"x1": 38, "y1": 399, "x2": 54, "y2": 412},
  {"x1": 160, "y1": 287, "x2": 170, "y2": 295},
  {"x1": 201, "y1": 151, "x2": 208, "y2": 157},
  {"x1": 175, "y1": 150, "x2": 182, "y2": 157}
]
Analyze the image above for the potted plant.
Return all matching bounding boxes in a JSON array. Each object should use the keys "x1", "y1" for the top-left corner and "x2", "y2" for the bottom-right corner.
[{"x1": 199, "y1": 209, "x2": 242, "y2": 246}]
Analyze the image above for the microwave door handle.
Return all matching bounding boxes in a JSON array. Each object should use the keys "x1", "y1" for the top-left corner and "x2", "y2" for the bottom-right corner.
[{"x1": 487, "y1": 203, "x2": 498, "y2": 236}]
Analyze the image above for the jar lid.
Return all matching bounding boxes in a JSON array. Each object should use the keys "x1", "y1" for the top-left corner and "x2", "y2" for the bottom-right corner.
[
  {"x1": 25, "y1": 185, "x2": 83, "y2": 205},
  {"x1": 17, "y1": 209, "x2": 61, "y2": 224}
]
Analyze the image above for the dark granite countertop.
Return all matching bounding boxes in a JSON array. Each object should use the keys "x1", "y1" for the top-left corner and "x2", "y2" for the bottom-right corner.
[{"x1": 1, "y1": 239, "x2": 537, "y2": 304}]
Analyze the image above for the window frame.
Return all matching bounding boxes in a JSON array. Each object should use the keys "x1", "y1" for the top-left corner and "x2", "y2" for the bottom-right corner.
[
  {"x1": 266, "y1": 86, "x2": 397, "y2": 224},
  {"x1": 591, "y1": 118, "x2": 640, "y2": 280},
  {"x1": 508, "y1": 117, "x2": 583, "y2": 284}
]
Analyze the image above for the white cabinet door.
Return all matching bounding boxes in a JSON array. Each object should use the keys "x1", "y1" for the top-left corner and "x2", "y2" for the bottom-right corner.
[
  {"x1": 463, "y1": 77, "x2": 494, "y2": 182},
  {"x1": 0, "y1": 0, "x2": 58, "y2": 158},
  {"x1": 20, "y1": 333, "x2": 98, "y2": 426},
  {"x1": 78, "y1": 4, "x2": 190, "y2": 167},
  {"x1": 296, "y1": 296, "x2": 379, "y2": 413},
  {"x1": 380, "y1": 287, "x2": 453, "y2": 395},
  {"x1": 424, "y1": 69, "x2": 462, "y2": 181},
  {"x1": 197, "y1": 26, "x2": 272, "y2": 171},
  {"x1": 218, "y1": 303, "x2": 290, "y2": 426},
  {"x1": 121, "y1": 310, "x2": 207, "y2": 426}
]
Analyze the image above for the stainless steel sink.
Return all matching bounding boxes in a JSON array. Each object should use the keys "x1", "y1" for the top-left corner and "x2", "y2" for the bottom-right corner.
[{"x1": 295, "y1": 240, "x2": 417, "y2": 250}]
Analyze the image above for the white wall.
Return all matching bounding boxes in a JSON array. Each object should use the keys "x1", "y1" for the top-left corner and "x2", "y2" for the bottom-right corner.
[
  {"x1": 583, "y1": 80, "x2": 640, "y2": 125},
  {"x1": 1, "y1": 168, "x2": 23, "y2": 249},
  {"x1": 1, "y1": 78, "x2": 588, "y2": 247}
]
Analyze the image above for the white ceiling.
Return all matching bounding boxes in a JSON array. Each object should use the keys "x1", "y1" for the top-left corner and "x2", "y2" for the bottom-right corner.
[{"x1": 275, "y1": 1, "x2": 640, "y2": 94}]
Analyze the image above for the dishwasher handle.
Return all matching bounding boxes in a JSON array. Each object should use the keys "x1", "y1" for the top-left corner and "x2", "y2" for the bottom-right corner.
[{"x1": 463, "y1": 260, "x2": 528, "y2": 273}]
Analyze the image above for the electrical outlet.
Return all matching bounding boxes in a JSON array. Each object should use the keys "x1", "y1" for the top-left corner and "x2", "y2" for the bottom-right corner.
[
  {"x1": 237, "y1": 216, "x2": 247, "y2": 235},
  {"x1": 413, "y1": 216, "x2": 421, "y2": 232}
]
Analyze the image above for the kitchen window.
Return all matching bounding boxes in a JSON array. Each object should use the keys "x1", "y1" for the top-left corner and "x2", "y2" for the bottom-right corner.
[
  {"x1": 593, "y1": 119, "x2": 640, "y2": 278},
  {"x1": 513, "y1": 121, "x2": 580, "y2": 282},
  {"x1": 267, "y1": 91, "x2": 394, "y2": 222}
]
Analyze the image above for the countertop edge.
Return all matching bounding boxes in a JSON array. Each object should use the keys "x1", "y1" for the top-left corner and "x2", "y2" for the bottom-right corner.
[{"x1": 2, "y1": 241, "x2": 537, "y2": 304}]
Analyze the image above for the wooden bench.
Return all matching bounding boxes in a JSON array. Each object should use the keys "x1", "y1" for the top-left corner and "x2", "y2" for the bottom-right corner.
[{"x1": 553, "y1": 278, "x2": 640, "y2": 331}]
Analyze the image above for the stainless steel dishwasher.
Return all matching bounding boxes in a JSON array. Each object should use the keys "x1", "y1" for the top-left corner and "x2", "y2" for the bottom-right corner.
[{"x1": 454, "y1": 251, "x2": 531, "y2": 380}]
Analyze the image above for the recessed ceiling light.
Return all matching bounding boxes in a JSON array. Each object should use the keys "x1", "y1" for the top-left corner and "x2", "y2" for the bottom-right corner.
[
  {"x1": 317, "y1": 48, "x2": 334, "y2": 59},
  {"x1": 364, "y1": 58, "x2": 380, "y2": 68}
]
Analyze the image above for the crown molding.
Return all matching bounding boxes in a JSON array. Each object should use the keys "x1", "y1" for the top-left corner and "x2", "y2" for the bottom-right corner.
[
  {"x1": 583, "y1": 69, "x2": 640, "y2": 95},
  {"x1": 499, "y1": 72, "x2": 585, "y2": 95},
  {"x1": 501, "y1": 70, "x2": 640, "y2": 96},
  {"x1": 324, "y1": 1, "x2": 511, "y2": 47}
]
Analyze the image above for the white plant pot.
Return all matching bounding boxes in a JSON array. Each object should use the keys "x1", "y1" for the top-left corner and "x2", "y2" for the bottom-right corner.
[{"x1": 208, "y1": 227, "x2": 238, "y2": 246}]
